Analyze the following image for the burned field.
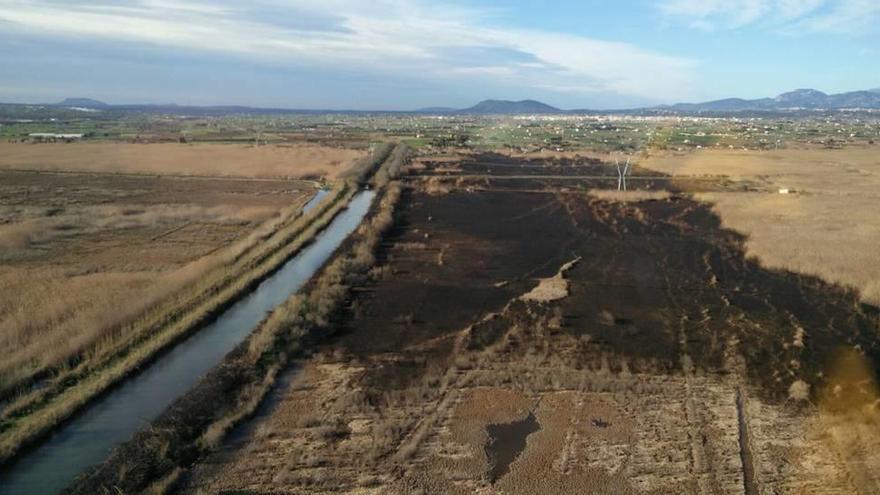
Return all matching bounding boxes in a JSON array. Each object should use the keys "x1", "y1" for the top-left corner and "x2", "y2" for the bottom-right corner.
[
  {"x1": 179, "y1": 154, "x2": 880, "y2": 494},
  {"x1": 413, "y1": 153, "x2": 766, "y2": 195}
]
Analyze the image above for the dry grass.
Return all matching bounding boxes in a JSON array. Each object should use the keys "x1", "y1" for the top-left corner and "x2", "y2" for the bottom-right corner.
[
  {"x1": 66, "y1": 168, "x2": 406, "y2": 494},
  {"x1": 0, "y1": 142, "x2": 365, "y2": 179},
  {"x1": 340, "y1": 142, "x2": 395, "y2": 185},
  {"x1": 373, "y1": 144, "x2": 411, "y2": 188},
  {"x1": 644, "y1": 146, "x2": 880, "y2": 306},
  {"x1": 520, "y1": 257, "x2": 580, "y2": 302},
  {"x1": 587, "y1": 189, "x2": 671, "y2": 202},
  {"x1": 0, "y1": 175, "x2": 352, "y2": 463},
  {"x1": 0, "y1": 203, "x2": 265, "y2": 250},
  {"x1": 0, "y1": 174, "x2": 313, "y2": 394},
  {"x1": 499, "y1": 148, "x2": 611, "y2": 162}
]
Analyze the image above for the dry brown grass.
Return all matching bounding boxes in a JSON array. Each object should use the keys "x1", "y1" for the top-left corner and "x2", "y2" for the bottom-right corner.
[
  {"x1": 0, "y1": 183, "x2": 355, "y2": 464},
  {"x1": 66, "y1": 169, "x2": 406, "y2": 494},
  {"x1": 520, "y1": 257, "x2": 580, "y2": 302},
  {"x1": 644, "y1": 146, "x2": 880, "y2": 306},
  {"x1": 0, "y1": 142, "x2": 365, "y2": 179},
  {"x1": 587, "y1": 189, "x2": 671, "y2": 202},
  {"x1": 0, "y1": 167, "x2": 356, "y2": 463},
  {"x1": 498, "y1": 148, "x2": 610, "y2": 162},
  {"x1": 0, "y1": 173, "x2": 314, "y2": 393},
  {"x1": 373, "y1": 144, "x2": 411, "y2": 188},
  {"x1": 0, "y1": 203, "x2": 265, "y2": 250}
]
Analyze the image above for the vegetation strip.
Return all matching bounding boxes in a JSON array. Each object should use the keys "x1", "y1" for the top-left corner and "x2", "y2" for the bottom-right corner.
[{"x1": 65, "y1": 147, "x2": 406, "y2": 493}]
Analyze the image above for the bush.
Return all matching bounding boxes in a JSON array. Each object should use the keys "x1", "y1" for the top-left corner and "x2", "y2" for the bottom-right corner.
[
  {"x1": 341, "y1": 143, "x2": 395, "y2": 185},
  {"x1": 373, "y1": 145, "x2": 411, "y2": 188}
]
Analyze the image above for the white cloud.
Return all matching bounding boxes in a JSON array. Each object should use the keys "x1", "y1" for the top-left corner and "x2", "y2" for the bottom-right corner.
[
  {"x1": 658, "y1": 0, "x2": 880, "y2": 33},
  {"x1": 0, "y1": 0, "x2": 697, "y2": 102}
]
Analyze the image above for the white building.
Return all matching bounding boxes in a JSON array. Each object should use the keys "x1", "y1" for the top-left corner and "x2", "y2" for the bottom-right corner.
[{"x1": 29, "y1": 133, "x2": 84, "y2": 140}]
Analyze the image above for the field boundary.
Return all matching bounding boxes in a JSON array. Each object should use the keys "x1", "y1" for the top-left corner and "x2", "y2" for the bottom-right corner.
[{"x1": 0, "y1": 167, "x2": 323, "y2": 185}]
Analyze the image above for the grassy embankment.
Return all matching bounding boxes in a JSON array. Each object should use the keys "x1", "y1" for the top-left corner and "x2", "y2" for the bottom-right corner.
[
  {"x1": 0, "y1": 146, "x2": 397, "y2": 465},
  {"x1": 65, "y1": 143, "x2": 409, "y2": 494}
]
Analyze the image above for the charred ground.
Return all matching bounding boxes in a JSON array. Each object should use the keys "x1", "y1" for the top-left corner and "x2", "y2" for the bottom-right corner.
[{"x1": 179, "y1": 153, "x2": 880, "y2": 494}]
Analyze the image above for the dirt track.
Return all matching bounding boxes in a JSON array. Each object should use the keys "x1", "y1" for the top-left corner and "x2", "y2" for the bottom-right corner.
[{"x1": 177, "y1": 153, "x2": 880, "y2": 494}]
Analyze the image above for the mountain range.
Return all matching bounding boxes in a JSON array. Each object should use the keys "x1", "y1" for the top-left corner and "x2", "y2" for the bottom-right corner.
[
  {"x1": 418, "y1": 99, "x2": 562, "y2": 114},
  {"x1": 37, "y1": 87, "x2": 880, "y2": 115},
  {"x1": 424, "y1": 89, "x2": 880, "y2": 114},
  {"x1": 663, "y1": 88, "x2": 880, "y2": 113}
]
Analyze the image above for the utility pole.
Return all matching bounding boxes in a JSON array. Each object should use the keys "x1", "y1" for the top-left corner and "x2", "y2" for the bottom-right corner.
[{"x1": 616, "y1": 156, "x2": 631, "y2": 191}]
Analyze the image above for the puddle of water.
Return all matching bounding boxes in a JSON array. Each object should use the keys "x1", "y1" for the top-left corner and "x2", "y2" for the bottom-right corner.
[
  {"x1": 485, "y1": 412, "x2": 540, "y2": 483},
  {"x1": 0, "y1": 190, "x2": 374, "y2": 495}
]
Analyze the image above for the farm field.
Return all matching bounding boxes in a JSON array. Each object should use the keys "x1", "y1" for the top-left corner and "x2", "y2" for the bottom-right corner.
[
  {"x1": 0, "y1": 143, "x2": 375, "y2": 468},
  {"x1": 177, "y1": 152, "x2": 880, "y2": 494},
  {"x1": 0, "y1": 142, "x2": 366, "y2": 180},
  {"x1": 644, "y1": 146, "x2": 880, "y2": 305},
  {"x1": 0, "y1": 169, "x2": 316, "y2": 394}
]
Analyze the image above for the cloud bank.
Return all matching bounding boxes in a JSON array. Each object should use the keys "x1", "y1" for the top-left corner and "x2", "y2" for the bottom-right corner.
[{"x1": 0, "y1": 0, "x2": 696, "y2": 103}]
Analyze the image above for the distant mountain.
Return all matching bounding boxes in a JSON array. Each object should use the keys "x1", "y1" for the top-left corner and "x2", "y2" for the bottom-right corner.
[
  {"x1": 12, "y1": 88, "x2": 879, "y2": 118},
  {"x1": 416, "y1": 106, "x2": 459, "y2": 113},
  {"x1": 415, "y1": 99, "x2": 561, "y2": 115},
  {"x1": 666, "y1": 88, "x2": 880, "y2": 112},
  {"x1": 462, "y1": 99, "x2": 561, "y2": 114},
  {"x1": 666, "y1": 98, "x2": 775, "y2": 112},
  {"x1": 43, "y1": 98, "x2": 559, "y2": 116},
  {"x1": 55, "y1": 98, "x2": 109, "y2": 108},
  {"x1": 775, "y1": 88, "x2": 828, "y2": 106}
]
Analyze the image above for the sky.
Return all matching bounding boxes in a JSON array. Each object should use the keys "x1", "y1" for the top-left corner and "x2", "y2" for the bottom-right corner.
[{"x1": 0, "y1": 0, "x2": 878, "y2": 110}]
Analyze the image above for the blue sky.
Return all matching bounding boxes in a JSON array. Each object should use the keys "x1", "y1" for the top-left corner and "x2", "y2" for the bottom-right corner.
[{"x1": 0, "y1": 0, "x2": 878, "y2": 109}]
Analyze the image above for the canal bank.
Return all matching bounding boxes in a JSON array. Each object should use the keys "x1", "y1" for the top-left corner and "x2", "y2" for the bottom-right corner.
[{"x1": 0, "y1": 190, "x2": 376, "y2": 495}]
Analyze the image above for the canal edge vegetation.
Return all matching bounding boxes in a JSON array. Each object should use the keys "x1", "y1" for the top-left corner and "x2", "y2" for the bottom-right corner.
[
  {"x1": 64, "y1": 144, "x2": 410, "y2": 494},
  {"x1": 0, "y1": 146, "x2": 399, "y2": 467}
]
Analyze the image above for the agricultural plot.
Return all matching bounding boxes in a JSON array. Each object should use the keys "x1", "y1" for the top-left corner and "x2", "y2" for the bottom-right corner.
[
  {"x1": 644, "y1": 146, "x2": 880, "y2": 305},
  {"x1": 178, "y1": 153, "x2": 880, "y2": 494},
  {"x1": 0, "y1": 142, "x2": 365, "y2": 180},
  {"x1": 0, "y1": 170, "x2": 316, "y2": 396}
]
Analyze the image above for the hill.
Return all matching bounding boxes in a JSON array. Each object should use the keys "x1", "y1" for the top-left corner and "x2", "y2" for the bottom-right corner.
[
  {"x1": 55, "y1": 98, "x2": 110, "y2": 108},
  {"x1": 461, "y1": 99, "x2": 561, "y2": 114}
]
